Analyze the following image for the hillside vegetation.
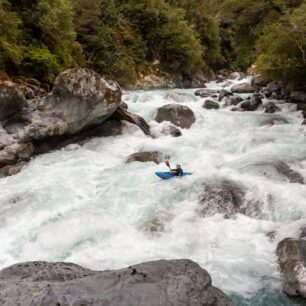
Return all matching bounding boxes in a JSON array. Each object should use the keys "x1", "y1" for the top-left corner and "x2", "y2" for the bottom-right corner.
[{"x1": 0, "y1": 0, "x2": 305, "y2": 86}]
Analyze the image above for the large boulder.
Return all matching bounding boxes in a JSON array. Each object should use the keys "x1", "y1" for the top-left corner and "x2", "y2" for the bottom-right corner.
[
  {"x1": 0, "y1": 81, "x2": 25, "y2": 121},
  {"x1": 155, "y1": 104, "x2": 196, "y2": 129},
  {"x1": 264, "y1": 102, "x2": 281, "y2": 114},
  {"x1": 203, "y1": 100, "x2": 219, "y2": 110},
  {"x1": 276, "y1": 238, "x2": 306, "y2": 298},
  {"x1": 42, "y1": 68, "x2": 121, "y2": 135},
  {"x1": 125, "y1": 151, "x2": 167, "y2": 164},
  {"x1": 231, "y1": 82, "x2": 256, "y2": 93},
  {"x1": 251, "y1": 75, "x2": 270, "y2": 88},
  {"x1": 241, "y1": 96, "x2": 262, "y2": 111},
  {"x1": 197, "y1": 179, "x2": 264, "y2": 219},
  {"x1": 197, "y1": 180, "x2": 246, "y2": 219},
  {"x1": 0, "y1": 259, "x2": 234, "y2": 306},
  {"x1": 218, "y1": 89, "x2": 233, "y2": 102}
]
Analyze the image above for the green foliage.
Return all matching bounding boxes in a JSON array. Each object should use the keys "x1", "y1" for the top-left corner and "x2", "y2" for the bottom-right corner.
[
  {"x1": 23, "y1": 46, "x2": 61, "y2": 82},
  {"x1": 0, "y1": 0, "x2": 22, "y2": 67},
  {"x1": 256, "y1": 3, "x2": 306, "y2": 84},
  {"x1": 0, "y1": 0, "x2": 305, "y2": 87}
]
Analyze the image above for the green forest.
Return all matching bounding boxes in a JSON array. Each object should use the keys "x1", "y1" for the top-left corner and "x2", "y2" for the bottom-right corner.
[{"x1": 0, "y1": 0, "x2": 305, "y2": 86}]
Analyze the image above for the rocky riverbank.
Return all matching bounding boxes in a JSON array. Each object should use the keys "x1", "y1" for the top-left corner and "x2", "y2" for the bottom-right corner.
[
  {"x1": 0, "y1": 68, "x2": 151, "y2": 178},
  {"x1": 0, "y1": 259, "x2": 234, "y2": 306}
]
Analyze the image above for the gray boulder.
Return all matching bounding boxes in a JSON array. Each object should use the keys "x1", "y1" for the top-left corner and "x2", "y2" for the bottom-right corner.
[
  {"x1": 218, "y1": 89, "x2": 233, "y2": 102},
  {"x1": 197, "y1": 179, "x2": 264, "y2": 219},
  {"x1": 0, "y1": 260, "x2": 234, "y2": 306},
  {"x1": 251, "y1": 75, "x2": 270, "y2": 88},
  {"x1": 155, "y1": 104, "x2": 196, "y2": 129},
  {"x1": 0, "y1": 81, "x2": 25, "y2": 121},
  {"x1": 125, "y1": 151, "x2": 167, "y2": 164},
  {"x1": 42, "y1": 68, "x2": 121, "y2": 135},
  {"x1": 197, "y1": 180, "x2": 246, "y2": 219},
  {"x1": 223, "y1": 95, "x2": 243, "y2": 106},
  {"x1": 231, "y1": 82, "x2": 256, "y2": 93},
  {"x1": 195, "y1": 89, "x2": 219, "y2": 98},
  {"x1": 264, "y1": 102, "x2": 281, "y2": 113},
  {"x1": 276, "y1": 238, "x2": 306, "y2": 298},
  {"x1": 241, "y1": 96, "x2": 262, "y2": 111},
  {"x1": 203, "y1": 100, "x2": 219, "y2": 110}
]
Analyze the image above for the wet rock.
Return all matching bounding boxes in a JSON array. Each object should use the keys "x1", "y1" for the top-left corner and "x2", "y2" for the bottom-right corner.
[
  {"x1": 238, "y1": 161, "x2": 304, "y2": 184},
  {"x1": 161, "y1": 122, "x2": 182, "y2": 137},
  {"x1": 218, "y1": 89, "x2": 233, "y2": 102},
  {"x1": 223, "y1": 95, "x2": 243, "y2": 106},
  {"x1": 0, "y1": 81, "x2": 25, "y2": 121},
  {"x1": 3, "y1": 114, "x2": 31, "y2": 135},
  {"x1": 231, "y1": 82, "x2": 256, "y2": 93},
  {"x1": 264, "y1": 102, "x2": 281, "y2": 113},
  {"x1": 0, "y1": 259, "x2": 234, "y2": 306},
  {"x1": 299, "y1": 227, "x2": 306, "y2": 239},
  {"x1": 276, "y1": 238, "x2": 306, "y2": 298},
  {"x1": 290, "y1": 91, "x2": 306, "y2": 104},
  {"x1": 143, "y1": 218, "x2": 165, "y2": 236},
  {"x1": 241, "y1": 96, "x2": 262, "y2": 111},
  {"x1": 198, "y1": 180, "x2": 246, "y2": 219},
  {"x1": 0, "y1": 143, "x2": 34, "y2": 167},
  {"x1": 155, "y1": 104, "x2": 196, "y2": 129},
  {"x1": 125, "y1": 151, "x2": 167, "y2": 164},
  {"x1": 228, "y1": 72, "x2": 241, "y2": 79},
  {"x1": 251, "y1": 75, "x2": 270, "y2": 88},
  {"x1": 267, "y1": 231, "x2": 276, "y2": 242},
  {"x1": 97, "y1": 120, "x2": 124, "y2": 137},
  {"x1": 42, "y1": 68, "x2": 121, "y2": 135},
  {"x1": 203, "y1": 100, "x2": 219, "y2": 110},
  {"x1": 195, "y1": 89, "x2": 219, "y2": 98},
  {"x1": 119, "y1": 101, "x2": 128, "y2": 109},
  {"x1": 276, "y1": 162, "x2": 304, "y2": 184},
  {"x1": 0, "y1": 161, "x2": 27, "y2": 177},
  {"x1": 262, "y1": 87, "x2": 272, "y2": 98}
]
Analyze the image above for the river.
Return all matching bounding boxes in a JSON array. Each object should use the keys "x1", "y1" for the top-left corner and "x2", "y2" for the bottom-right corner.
[{"x1": 1, "y1": 78, "x2": 306, "y2": 305}]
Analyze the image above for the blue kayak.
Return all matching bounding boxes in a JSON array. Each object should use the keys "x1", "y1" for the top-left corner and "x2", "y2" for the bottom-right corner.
[{"x1": 155, "y1": 172, "x2": 192, "y2": 180}]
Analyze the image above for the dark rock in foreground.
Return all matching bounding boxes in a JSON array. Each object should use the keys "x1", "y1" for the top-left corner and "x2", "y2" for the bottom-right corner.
[
  {"x1": 203, "y1": 100, "x2": 219, "y2": 110},
  {"x1": 0, "y1": 259, "x2": 234, "y2": 306},
  {"x1": 276, "y1": 238, "x2": 306, "y2": 299},
  {"x1": 155, "y1": 104, "x2": 196, "y2": 129},
  {"x1": 125, "y1": 151, "x2": 168, "y2": 164}
]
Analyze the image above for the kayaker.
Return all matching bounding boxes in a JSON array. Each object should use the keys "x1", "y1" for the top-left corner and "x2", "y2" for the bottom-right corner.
[{"x1": 165, "y1": 160, "x2": 183, "y2": 176}]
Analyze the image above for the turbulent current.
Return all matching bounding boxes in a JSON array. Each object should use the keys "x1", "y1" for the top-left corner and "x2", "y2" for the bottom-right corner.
[{"x1": 1, "y1": 78, "x2": 306, "y2": 305}]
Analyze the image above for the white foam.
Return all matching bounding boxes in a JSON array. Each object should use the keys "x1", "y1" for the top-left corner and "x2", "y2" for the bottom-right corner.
[{"x1": 1, "y1": 79, "x2": 306, "y2": 298}]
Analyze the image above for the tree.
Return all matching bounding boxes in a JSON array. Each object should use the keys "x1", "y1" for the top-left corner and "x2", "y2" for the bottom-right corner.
[
  {"x1": 0, "y1": 0, "x2": 22, "y2": 69},
  {"x1": 256, "y1": 2, "x2": 306, "y2": 84}
]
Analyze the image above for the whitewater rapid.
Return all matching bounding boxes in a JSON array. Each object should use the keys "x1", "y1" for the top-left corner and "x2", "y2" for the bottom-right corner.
[{"x1": 1, "y1": 78, "x2": 306, "y2": 305}]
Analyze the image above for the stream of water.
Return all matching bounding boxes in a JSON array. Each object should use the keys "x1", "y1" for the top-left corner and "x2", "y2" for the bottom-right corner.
[{"x1": 1, "y1": 78, "x2": 306, "y2": 305}]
